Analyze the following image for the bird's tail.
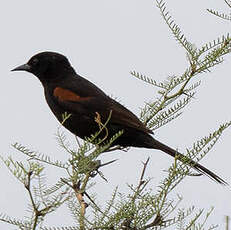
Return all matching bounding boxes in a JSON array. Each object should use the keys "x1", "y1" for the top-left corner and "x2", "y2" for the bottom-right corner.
[{"x1": 144, "y1": 136, "x2": 227, "y2": 185}]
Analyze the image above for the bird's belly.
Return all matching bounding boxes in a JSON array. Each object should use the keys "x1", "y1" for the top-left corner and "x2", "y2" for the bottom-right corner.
[
  {"x1": 61, "y1": 114, "x2": 99, "y2": 139},
  {"x1": 45, "y1": 96, "x2": 98, "y2": 139}
]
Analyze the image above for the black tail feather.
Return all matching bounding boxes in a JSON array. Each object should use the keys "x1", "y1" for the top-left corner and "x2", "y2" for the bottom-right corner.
[{"x1": 146, "y1": 137, "x2": 228, "y2": 185}]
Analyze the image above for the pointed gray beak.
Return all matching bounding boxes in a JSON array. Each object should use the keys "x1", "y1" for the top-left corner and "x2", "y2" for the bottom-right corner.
[{"x1": 11, "y1": 63, "x2": 31, "y2": 72}]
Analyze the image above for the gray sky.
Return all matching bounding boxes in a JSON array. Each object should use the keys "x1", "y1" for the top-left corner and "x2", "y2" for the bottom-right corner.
[{"x1": 1, "y1": 0, "x2": 231, "y2": 228}]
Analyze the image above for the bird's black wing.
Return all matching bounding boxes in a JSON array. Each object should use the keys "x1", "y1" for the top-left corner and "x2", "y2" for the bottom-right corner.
[{"x1": 51, "y1": 82, "x2": 151, "y2": 134}]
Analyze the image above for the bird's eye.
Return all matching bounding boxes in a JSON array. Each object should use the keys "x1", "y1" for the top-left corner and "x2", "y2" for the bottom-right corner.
[{"x1": 31, "y1": 58, "x2": 39, "y2": 66}]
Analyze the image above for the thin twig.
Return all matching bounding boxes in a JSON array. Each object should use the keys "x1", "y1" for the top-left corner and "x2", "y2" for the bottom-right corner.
[
  {"x1": 131, "y1": 157, "x2": 150, "y2": 202},
  {"x1": 84, "y1": 192, "x2": 107, "y2": 216},
  {"x1": 225, "y1": 216, "x2": 230, "y2": 230},
  {"x1": 73, "y1": 180, "x2": 88, "y2": 230},
  {"x1": 104, "y1": 146, "x2": 129, "y2": 153},
  {"x1": 120, "y1": 158, "x2": 151, "y2": 230},
  {"x1": 61, "y1": 178, "x2": 88, "y2": 230},
  {"x1": 225, "y1": 0, "x2": 231, "y2": 8},
  {"x1": 25, "y1": 171, "x2": 40, "y2": 230},
  {"x1": 140, "y1": 214, "x2": 163, "y2": 230}
]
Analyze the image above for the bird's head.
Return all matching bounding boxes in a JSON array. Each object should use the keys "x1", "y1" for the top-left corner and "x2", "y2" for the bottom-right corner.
[{"x1": 12, "y1": 52, "x2": 74, "y2": 82}]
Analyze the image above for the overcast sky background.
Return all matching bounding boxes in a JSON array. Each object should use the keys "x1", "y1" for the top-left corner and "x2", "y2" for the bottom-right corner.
[{"x1": 0, "y1": 0, "x2": 231, "y2": 229}]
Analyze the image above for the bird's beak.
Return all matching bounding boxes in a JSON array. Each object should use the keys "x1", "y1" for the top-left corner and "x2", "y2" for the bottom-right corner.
[{"x1": 11, "y1": 63, "x2": 31, "y2": 72}]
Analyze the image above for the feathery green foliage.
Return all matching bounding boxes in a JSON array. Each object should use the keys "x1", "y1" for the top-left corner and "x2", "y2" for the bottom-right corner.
[
  {"x1": 131, "y1": 1, "x2": 231, "y2": 132},
  {"x1": 208, "y1": 0, "x2": 231, "y2": 21}
]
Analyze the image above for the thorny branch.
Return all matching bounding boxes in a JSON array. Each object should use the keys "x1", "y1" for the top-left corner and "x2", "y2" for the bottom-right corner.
[{"x1": 131, "y1": 157, "x2": 150, "y2": 203}]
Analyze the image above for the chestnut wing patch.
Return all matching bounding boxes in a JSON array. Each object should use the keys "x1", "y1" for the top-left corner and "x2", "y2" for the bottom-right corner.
[{"x1": 53, "y1": 87, "x2": 91, "y2": 102}]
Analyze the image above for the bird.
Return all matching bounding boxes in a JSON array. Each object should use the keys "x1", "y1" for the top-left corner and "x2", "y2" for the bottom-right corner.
[{"x1": 11, "y1": 51, "x2": 227, "y2": 185}]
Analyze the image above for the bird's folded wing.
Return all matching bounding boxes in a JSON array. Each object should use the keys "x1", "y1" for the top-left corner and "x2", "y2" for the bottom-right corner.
[{"x1": 53, "y1": 87, "x2": 152, "y2": 134}]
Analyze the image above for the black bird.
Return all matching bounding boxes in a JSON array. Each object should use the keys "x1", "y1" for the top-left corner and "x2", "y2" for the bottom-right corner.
[{"x1": 12, "y1": 51, "x2": 227, "y2": 185}]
